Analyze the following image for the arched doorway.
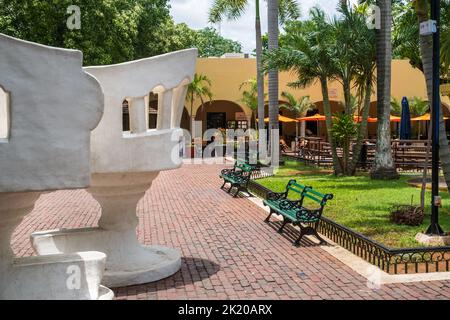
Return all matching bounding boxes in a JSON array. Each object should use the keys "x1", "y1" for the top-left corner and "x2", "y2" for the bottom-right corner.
[{"x1": 195, "y1": 100, "x2": 249, "y2": 132}]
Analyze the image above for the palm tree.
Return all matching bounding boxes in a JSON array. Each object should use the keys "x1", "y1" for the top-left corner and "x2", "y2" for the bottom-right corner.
[
  {"x1": 391, "y1": 0, "x2": 450, "y2": 190},
  {"x1": 268, "y1": 0, "x2": 280, "y2": 164},
  {"x1": 371, "y1": 0, "x2": 399, "y2": 180},
  {"x1": 239, "y1": 78, "x2": 267, "y2": 127},
  {"x1": 186, "y1": 73, "x2": 213, "y2": 135},
  {"x1": 263, "y1": 10, "x2": 343, "y2": 174},
  {"x1": 347, "y1": 2, "x2": 377, "y2": 175},
  {"x1": 331, "y1": 1, "x2": 359, "y2": 115},
  {"x1": 413, "y1": 0, "x2": 450, "y2": 191},
  {"x1": 330, "y1": 113, "x2": 358, "y2": 173},
  {"x1": 280, "y1": 92, "x2": 315, "y2": 138},
  {"x1": 209, "y1": 0, "x2": 300, "y2": 161}
]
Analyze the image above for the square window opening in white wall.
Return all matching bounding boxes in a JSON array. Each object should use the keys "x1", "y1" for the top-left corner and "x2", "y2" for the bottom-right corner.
[{"x1": 0, "y1": 86, "x2": 10, "y2": 142}]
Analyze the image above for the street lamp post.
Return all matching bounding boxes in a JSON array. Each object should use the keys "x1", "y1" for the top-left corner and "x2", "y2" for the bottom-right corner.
[{"x1": 426, "y1": 0, "x2": 444, "y2": 235}]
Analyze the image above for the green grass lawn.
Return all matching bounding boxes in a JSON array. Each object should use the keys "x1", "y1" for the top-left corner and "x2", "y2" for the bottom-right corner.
[{"x1": 257, "y1": 159, "x2": 450, "y2": 248}]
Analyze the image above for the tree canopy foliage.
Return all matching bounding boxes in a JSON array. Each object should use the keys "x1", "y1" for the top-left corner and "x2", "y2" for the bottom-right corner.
[
  {"x1": 163, "y1": 24, "x2": 242, "y2": 58},
  {"x1": 392, "y1": 0, "x2": 450, "y2": 81},
  {"x1": 0, "y1": 0, "x2": 242, "y2": 65}
]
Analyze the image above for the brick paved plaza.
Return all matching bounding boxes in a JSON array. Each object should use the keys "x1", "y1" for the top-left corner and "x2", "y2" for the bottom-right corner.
[{"x1": 12, "y1": 163, "x2": 450, "y2": 300}]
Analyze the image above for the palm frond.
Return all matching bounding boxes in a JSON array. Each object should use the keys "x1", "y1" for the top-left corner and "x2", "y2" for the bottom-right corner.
[
  {"x1": 209, "y1": 0, "x2": 248, "y2": 23},
  {"x1": 278, "y1": 0, "x2": 301, "y2": 25}
]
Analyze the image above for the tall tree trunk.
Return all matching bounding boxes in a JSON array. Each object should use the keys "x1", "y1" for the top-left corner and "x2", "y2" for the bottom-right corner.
[
  {"x1": 268, "y1": 0, "x2": 279, "y2": 166},
  {"x1": 416, "y1": 5, "x2": 450, "y2": 192},
  {"x1": 256, "y1": 0, "x2": 266, "y2": 161},
  {"x1": 343, "y1": 78, "x2": 352, "y2": 115},
  {"x1": 321, "y1": 78, "x2": 343, "y2": 175},
  {"x1": 349, "y1": 79, "x2": 372, "y2": 174},
  {"x1": 421, "y1": 126, "x2": 432, "y2": 209},
  {"x1": 371, "y1": 0, "x2": 398, "y2": 179},
  {"x1": 190, "y1": 92, "x2": 194, "y2": 136}
]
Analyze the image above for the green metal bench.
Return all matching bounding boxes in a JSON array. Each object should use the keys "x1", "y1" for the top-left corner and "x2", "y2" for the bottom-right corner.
[
  {"x1": 264, "y1": 182, "x2": 333, "y2": 246},
  {"x1": 263, "y1": 180, "x2": 310, "y2": 218},
  {"x1": 220, "y1": 162, "x2": 255, "y2": 197}
]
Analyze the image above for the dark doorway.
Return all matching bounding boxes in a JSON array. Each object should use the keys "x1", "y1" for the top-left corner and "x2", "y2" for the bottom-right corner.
[
  {"x1": 207, "y1": 112, "x2": 226, "y2": 130},
  {"x1": 306, "y1": 109, "x2": 319, "y2": 136}
]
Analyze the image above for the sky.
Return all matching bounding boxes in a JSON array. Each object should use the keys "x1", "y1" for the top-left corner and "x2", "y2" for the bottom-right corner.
[{"x1": 169, "y1": 0, "x2": 358, "y2": 53}]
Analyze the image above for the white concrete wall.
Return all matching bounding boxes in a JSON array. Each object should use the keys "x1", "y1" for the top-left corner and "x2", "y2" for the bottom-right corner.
[
  {"x1": 0, "y1": 33, "x2": 104, "y2": 192},
  {"x1": 85, "y1": 49, "x2": 197, "y2": 174}
]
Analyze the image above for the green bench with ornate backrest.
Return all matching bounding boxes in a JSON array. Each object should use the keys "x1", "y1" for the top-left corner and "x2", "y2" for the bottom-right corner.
[
  {"x1": 263, "y1": 180, "x2": 310, "y2": 220},
  {"x1": 264, "y1": 181, "x2": 333, "y2": 246},
  {"x1": 220, "y1": 162, "x2": 255, "y2": 197}
]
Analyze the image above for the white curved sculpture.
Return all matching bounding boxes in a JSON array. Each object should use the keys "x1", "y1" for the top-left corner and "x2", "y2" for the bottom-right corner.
[
  {"x1": 0, "y1": 34, "x2": 112, "y2": 299},
  {"x1": 32, "y1": 49, "x2": 197, "y2": 287}
]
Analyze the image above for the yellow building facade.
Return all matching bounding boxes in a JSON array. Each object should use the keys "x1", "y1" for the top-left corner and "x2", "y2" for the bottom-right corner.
[{"x1": 180, "y1": 57, "x2": 450, "y2": 140}]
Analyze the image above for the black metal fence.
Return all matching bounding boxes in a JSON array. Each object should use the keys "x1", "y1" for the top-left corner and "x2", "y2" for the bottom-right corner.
[{"x1": 248, "y1": 180, "x2": 450, "y2": 275}]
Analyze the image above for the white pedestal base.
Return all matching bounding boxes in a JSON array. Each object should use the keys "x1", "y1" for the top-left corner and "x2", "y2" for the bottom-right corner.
[
  {"x1": 2, "y1": 251, "x2": 114, "y2": 300},
  {"x1": 31, "y1": 172, "x2": 182, "y2": 287},
  {"x1": 32, "y1": 227, "x2": 181, "y2": 288},
  {"x1": 0, "y1": 192, "x2": 113, "y2": 300}
]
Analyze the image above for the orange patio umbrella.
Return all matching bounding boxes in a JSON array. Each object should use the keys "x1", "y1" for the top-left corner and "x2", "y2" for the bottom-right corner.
[
  {"x1": 390, "y1": 115, "x2": 401, "y2": 122},
  {"x1": 411, "y1": 114, "x2": 449, "y2": 139},
  {"x1": 411, "y1": 113, "x2": 449, "y2": 121},
  {"x1": 259, "y1": 115, "x2": 298, "y2": 123},
  {"x1": 297, "y1": 114, "x2": 326, "y2": 137},
  {"x1": 366, "y1": 115, "x2": 401, "y2": 122},
  {"x1": 297, "y1": 114, "x2": 326, "y2": 121},
  {"x1": 353, "y1": 115, "x2": 378, "y2": 123}
]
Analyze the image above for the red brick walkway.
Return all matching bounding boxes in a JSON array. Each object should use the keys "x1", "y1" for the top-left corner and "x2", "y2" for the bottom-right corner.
[{"x1": 12, "y1": 163, "x2": 450, "y2": 300}]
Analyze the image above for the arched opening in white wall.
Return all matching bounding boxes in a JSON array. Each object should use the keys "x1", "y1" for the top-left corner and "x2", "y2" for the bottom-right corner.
[
  {"x1": 148, "y1": 92, "x2": 158, "y2": 130},
  {"x1": 122, "y1": 99, "x2": 130, "y2": 132},
  {"x1": 122, "y1": 92, "x2": 160, "y2": 133},
  {"x1": 0, "y1": 86, "x2": 10, "y2": 141}
]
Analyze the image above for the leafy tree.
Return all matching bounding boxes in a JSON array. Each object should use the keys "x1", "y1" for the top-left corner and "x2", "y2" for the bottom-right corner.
[
  {"x1": 0, "y1": 0, "x2": 242, "y2": 64},
  {"x1": 280, "y1": 92, "x2": 315, "y2": 138},
  {"x1": 186, "y1": 73, "x2": 213, "y2": 133},
  {"x1": 133, "y1": 0, "x2": 180, "y2": 60},
  {"x1": 239, "y1": 78, "x2": 266, "y2": 128},
  {"x1": 159, "y1": 23, "x2": 242, "y2": 57},
  {"x1": 0, "y1": 0, "x2": 173, "y2": 65},
  {"x1": 156, "y1": 21, "x2": 198, "y2": 54},
  {"x1": 194, "y1": 27, "x2": 242, "y2": 57},
  {"x1": 330, "y1": 113, "x2": 358, "y2": 173}
]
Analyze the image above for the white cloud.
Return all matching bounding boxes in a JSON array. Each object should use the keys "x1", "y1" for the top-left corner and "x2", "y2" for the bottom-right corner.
[{"x1": 169, "y1": 0, "x2": 358, "y2": 53}]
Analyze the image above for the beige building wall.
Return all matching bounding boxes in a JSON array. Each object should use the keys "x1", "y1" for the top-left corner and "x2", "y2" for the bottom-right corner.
[{"x1": 185, "y1": 57, "x2": 450, "y2": 138}]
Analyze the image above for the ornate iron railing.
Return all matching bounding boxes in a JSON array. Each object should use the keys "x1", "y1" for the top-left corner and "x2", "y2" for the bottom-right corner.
[{"x1": 248, "y1": 180, "x2": 450, "y2": 275}]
